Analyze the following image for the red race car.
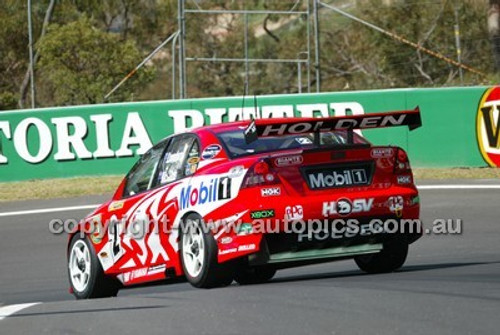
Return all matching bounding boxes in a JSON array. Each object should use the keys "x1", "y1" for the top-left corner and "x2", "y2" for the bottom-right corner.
[{"x1": 67, "y1": 108, "x2": 422, "y2": 299}]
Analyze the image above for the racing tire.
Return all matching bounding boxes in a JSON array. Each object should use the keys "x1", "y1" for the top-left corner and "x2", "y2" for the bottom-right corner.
[
  {"x1": 234, "y1": 266, "x2": 276, "y2": 285},
  {"x1": 68, "y1": 234, "x2": 120, "y2": 299},
  {"x1": 180, "y1": 214, "x2": 234, "y2": 288},
  {"x1": 354, "y1": 240, "x2": 409, "y2": 274}
]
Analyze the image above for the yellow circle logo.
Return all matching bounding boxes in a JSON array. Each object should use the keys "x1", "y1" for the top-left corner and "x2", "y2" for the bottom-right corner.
[{"x1": 477, "y1": 87, "x2": 500, "y2": 167}]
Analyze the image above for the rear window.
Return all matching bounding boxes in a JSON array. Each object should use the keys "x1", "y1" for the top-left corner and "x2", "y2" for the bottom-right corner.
[{"x1": 216, "y1": 130, "x2": 369, "y2": 158}]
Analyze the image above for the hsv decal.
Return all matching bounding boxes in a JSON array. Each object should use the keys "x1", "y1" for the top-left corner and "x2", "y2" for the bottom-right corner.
[
  {"x1": 322, "y1": 198, "x2": 374, "y2": 217},
  {"x1": 477, "y1": 86, "x2": 500, "y2": 167}
]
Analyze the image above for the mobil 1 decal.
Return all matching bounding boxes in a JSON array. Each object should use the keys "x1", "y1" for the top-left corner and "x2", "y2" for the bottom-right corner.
[{"x1": 180, "y1": 176, "x2": 231, "y2": 210}]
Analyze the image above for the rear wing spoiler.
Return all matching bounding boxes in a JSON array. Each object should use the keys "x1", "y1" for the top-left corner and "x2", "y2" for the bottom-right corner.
[{"x1": 244, "y1": 107, "x2": 421, "y2": 143}]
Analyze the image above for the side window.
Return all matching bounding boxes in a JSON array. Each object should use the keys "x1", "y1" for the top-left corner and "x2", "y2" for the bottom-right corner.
[
  {"x1": 123, "y1": 141, "x2": 167, "y2": 197},
  {"x1": 157, "y1": 136, "x2": 199, "y2": 185}
]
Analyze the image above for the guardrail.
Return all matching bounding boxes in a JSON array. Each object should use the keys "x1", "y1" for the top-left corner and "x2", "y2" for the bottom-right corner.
[{"x1": 0, "y1": 86, "x2": 497, "y2": 182}]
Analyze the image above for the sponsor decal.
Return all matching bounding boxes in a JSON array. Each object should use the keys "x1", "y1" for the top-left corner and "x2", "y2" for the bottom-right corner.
[
  {"x1": 108, "y1": 200, "x2": 125, "y2": 212},
  {"x1": 411, "y1": 195, "x2": 420, "y2": 206},
  {"x1": 295, "y1": 137, "x2": 313, "y2": 145},
  {"x1": 371, "y1": 147, "x2": 394, "y2": 158},
  {"x1": 397, "y1": 175, "x2": 412, "y2": 184},
  {"x1": 322, "y1": 198, "x2": 374, "y2": 217},
  {"x1": 285, "y1": 205, "x2": 303, "y2": 220},
  {"x1": 220, "y1": 236, "x2": 233, "y2": 244},
  {"x1": 306, "y1": 166, "x2": 369, "y2": 189},
  {"x1": 123, "y1": 265, "x2": 166, "y2": 283},
  {"x1": 237, "y1": 223, "x2": 253, "y2": 235},
  {"x1": 179, "y1": 177, "x2": 231, "y2": 210},
  {"x1": 147, "y1": 264, "x2": 166, "y2": 275},
  {"x1": 100, "y1": 251, "x2": 109, "y2": 258},
  {"x1": 238, "y1": 244, "x2": 256, "y2": 252},
  {"x1": 89, "y1": 214, "x2": 103, "y2": 244},
  {"x1": 274, "y1": 155, "x2": 303, "y2": 167},
  {"x1": 228, "y1": 165, "x2": 245, "y2": 178},
  {"x1": 477, "y1": 86, "x2": 500, "y2": 167},
  {"x1": 259, "y1": 111, "x2": 418, "y2": 137},
  {"x1": 187, "y1": 157, "x2": 200, "y2": 165},
  {"x1": 261, "y1": 187, "x2": 281, "y2": 197},
  {"x1": 201, "y1": 144, "x2": 222, "y2": 160},
  {"x1": 123, "y1": 267, "x2": 148, "y2": 283},
  {"x1": 388, "y1": 196, "x2": 404, "y2": 218},
  {"x1": 219, "y1": 248, "x2": 237, "y2": 255},
  {"x1": 250, "y1": 209, "x2": 275, "y2": 219}
]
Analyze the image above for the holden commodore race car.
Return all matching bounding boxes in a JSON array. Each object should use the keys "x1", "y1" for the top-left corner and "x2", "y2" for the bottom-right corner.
[{"x1": 67, "y1": 107, "x2": 422, "y2": 299}]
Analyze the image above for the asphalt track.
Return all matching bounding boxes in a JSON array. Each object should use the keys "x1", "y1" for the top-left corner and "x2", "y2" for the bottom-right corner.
[{"x1": 1, "y1": 180, "x2": 499, "y2": 334}]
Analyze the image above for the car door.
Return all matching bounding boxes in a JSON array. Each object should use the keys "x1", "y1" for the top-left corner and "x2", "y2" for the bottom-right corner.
[
  {"x1": 103, "y1": 135, "x2": 200, "y2": 284},
  {"x1": 102, "y1": 139, "x2": 170, "y2": 276}
]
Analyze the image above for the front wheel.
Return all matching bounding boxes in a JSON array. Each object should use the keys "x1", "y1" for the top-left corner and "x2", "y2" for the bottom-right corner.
[
  {"x1": 180, "y1": 214, "x2": 234, "y2": 288},
  {"x1": 68, "y1": 234, "x2": 120, "y2": 299},
  {"x1": 354, "y1": 240, "x2": 409, "y2": 274}
]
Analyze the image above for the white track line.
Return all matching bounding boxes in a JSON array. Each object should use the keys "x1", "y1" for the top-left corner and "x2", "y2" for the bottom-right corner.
[
  {"x1": 0, "y1": 302, "x2": 40, "y2": 321},
  {"x1": 417, "y1": 185, "x2": 500, "y2": 190},
  {"x1": 0, "y1": 204, "x2": 99, "y2": 217},
  {"x1": 0, "y1": 185, "x2": 499, "y2": 218}
]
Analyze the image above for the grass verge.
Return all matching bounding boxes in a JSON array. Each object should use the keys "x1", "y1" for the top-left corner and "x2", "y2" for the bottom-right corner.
[
  {"x1": 0, "y1": 168, "x2": 498, "y2": 202},
  {"x1": 413, "y1": 168, "x2": 500, "y2": 180},
  {"x1": 0, "y1": 176, "x2": 123, "y2": 202}
]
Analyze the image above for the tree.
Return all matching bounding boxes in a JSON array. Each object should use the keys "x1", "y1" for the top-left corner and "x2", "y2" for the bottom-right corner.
[
  {"x1": 320, "y1": 0, "x2": 493, "y2": 91},
  {"x1": 489, "y1": 0, "x2": 500, "y2": 71},
  {"x1": 37, "y1": 17, "x2": 154, "y2": 106},
  {"x1": 0, "y1": 0, "x2": 28, "y2": 110}
]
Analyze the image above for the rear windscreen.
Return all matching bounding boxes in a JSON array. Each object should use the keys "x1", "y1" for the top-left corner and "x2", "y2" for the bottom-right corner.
[{"x1": 216, "y1": 130, "x2": 369, "y2": 158}]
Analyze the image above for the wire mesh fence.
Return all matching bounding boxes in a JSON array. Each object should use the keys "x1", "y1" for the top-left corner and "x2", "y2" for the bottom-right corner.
[{"x1": 171, "y1": 0, "x2": 498, "y2": 99}]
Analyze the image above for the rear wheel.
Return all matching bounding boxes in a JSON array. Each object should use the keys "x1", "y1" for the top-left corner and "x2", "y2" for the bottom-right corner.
[
  {"x1": 354, "y1": 240, "x2": 409, "y2": 274},
  {"x1": 234, "y1": 266, "x2": 276, "y2": 285},
  {"x1": 180, "y1": 214, "x2": 234, "y2": 288},
  {"x1": 68, "y1": 234, "x2": 120, "y2": 299}
]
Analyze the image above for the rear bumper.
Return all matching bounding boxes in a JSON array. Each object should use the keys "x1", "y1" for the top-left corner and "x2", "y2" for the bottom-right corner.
[{"x1": 213, "y1": 184, "x2": 420, "y2": 263}]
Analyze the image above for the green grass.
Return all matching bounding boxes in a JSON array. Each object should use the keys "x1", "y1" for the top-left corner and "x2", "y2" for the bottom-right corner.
[
  {"x1": 413, "y1": 168, "x2": 500, "y2": 180},
  {"x1": 0, "y1": 176, "x2": 123, "y2": 202},
  {"x1": 0, "y1": 168, "x2": 498, "y2": 202}
]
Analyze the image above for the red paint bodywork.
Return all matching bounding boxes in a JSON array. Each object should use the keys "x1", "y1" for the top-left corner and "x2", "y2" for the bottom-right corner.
[{"x1": 68, "y1": 117, "x2": 421, "y2": 288}]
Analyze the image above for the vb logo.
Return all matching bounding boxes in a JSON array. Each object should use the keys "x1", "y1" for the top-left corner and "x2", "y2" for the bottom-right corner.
[{"x1": 477, "y1": 87, "x2": 500, "y2": 167}]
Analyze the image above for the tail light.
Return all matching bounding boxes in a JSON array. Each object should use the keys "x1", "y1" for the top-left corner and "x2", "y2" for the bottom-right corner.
[
  {"x1": 394, "y1": 148, "x2": 411, "y2": 174},
  {"x1": 241, "y1": 159, "x2": 281, "y2": 189}
]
